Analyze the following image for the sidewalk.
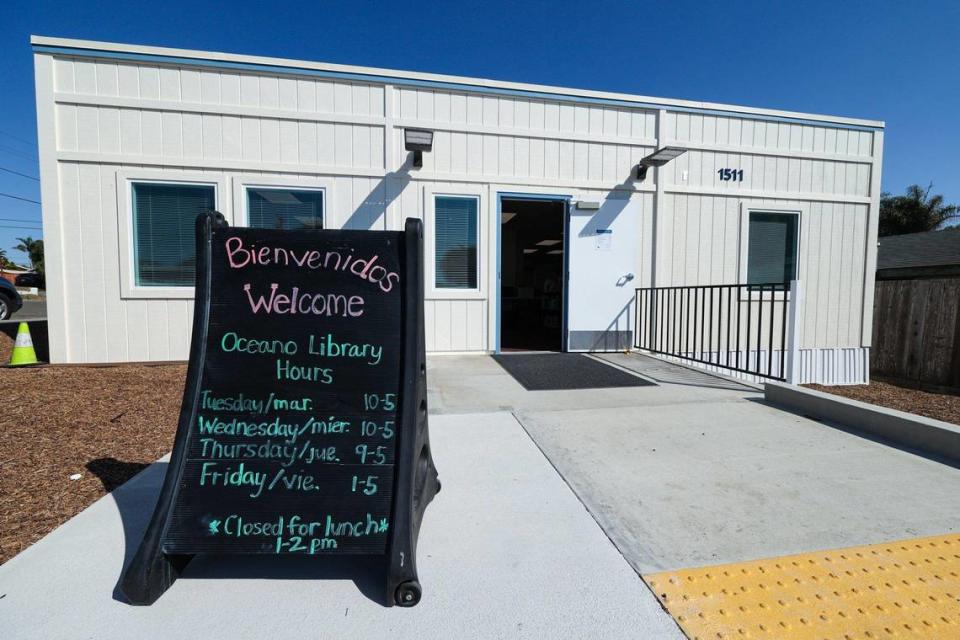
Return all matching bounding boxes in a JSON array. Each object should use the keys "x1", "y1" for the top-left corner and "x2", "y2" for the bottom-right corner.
[{"x1": 0, "y1": 410, "x2": 683, "y2": 640}]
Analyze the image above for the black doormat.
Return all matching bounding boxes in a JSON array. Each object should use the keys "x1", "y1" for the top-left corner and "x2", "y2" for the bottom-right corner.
[{"x1": 491, "y1": 353, "x2": 655, "y2": 391}]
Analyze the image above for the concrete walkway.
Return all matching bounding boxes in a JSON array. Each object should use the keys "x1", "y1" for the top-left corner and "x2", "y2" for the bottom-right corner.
[{"x1": 0, "y1": 410, "x2": 683, "y2": 640}]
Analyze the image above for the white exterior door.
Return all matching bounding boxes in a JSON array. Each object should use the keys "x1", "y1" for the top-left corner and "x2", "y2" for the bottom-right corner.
[{"x1": 566, "y1": 195, "x2": 640, "y2": 351}]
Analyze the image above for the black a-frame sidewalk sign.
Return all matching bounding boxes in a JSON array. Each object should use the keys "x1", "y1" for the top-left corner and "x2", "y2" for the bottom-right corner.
[{"x1": 121, "y1": 211, "x2": 440, "y2": 606}]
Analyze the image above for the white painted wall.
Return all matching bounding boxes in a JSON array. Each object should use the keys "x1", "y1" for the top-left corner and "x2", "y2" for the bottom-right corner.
[{"x1": 33, "y1": 39, "x2": 884, "y2": 384}]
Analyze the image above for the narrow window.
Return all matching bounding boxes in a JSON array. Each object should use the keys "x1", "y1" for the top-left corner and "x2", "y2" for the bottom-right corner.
[
  {"x1": 132, "y1": 182, "x2": 215, "y2": 286},
  {"x1": 747, "y1": 211, "x2": 798, "y2": 288},
  {"x1": 434, "y1": 196, "x2": 479, "y2": 289},
  {"x1": 247, "y1": 187, "x2": 324, "y2": 230}
]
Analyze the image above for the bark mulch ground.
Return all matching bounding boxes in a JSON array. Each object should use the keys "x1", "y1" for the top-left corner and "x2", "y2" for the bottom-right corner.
[
  {"x1": 806, "y1": 380, "x2": 960, "y2": 426},
  {"x1": 0, "y1": 360, "x2": 186, "y2": 564}
]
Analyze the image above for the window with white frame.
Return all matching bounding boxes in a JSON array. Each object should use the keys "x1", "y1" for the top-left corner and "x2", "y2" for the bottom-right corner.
[
  {"x1": 746, "y1": 211, "x2": 798, "y2": 288},
  {"x1": 247, "y1": 187, "x2": 324, "y2": 230},
  {"x1": 132, "y1": 182, "x2": 216, "y2": 287},
  {"x1": 434, "y1": 195, "x2": 479, "y2": 289}
]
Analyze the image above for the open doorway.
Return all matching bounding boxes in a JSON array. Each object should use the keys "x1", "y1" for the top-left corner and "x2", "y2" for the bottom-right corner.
[{"x1": 499, "y1": 197, "x2": 567, "y2": 351}]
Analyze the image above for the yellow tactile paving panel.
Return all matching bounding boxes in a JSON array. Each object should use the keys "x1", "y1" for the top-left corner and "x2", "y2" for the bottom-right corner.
[{"x1": 645, "y1": 534, "x2": 960, "y2": 639}]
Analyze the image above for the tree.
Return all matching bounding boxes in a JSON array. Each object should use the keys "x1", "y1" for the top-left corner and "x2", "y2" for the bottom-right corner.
[
  {"x1": 879, "y1": 184, "x2": 959, "y2": 237},
  {"x1": 14, "y1": 236, "x2": 44, "y2": 275}
]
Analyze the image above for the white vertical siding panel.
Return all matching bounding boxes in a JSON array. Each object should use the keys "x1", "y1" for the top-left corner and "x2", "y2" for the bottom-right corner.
[
  {"x1": 117, "y1": 64, "x2": 139, "y2": 98},
  {"x1": 514, "y1": 137, "x2": 530, "y2": 178},
  {"x1": 220, "y1": 74, "x2": 240, "y2": 106},
  {"x1": 315, "y1": 80, "x2": 334, "y2": 113},
  {"x1": 482, "y1": 135, "x2": 498, "y2": 175},
  {"x1": 146, "y1": 301, "x2": 170, "y2": 360},
  {"x1": 200, "y1": 71, "x2": 220, "y2": 104},
  {"x1": 141, "y1": 110, "x2": 162, "y2": 156},
  {"x1": 279, "y1": 120, "x2": 299, "y2": 164},
  {"x1": 180, "y1": 69, "x2": 201, "y2": 103},
  {"x1": 847, "y1": 204, "x2": 867, "y2": 344},
  {"x1": 296, "y1": 79, "x2": 316, "y2": 112},
  {"x1": 166, "y1": 300, "x2": 191, "y2": 358},
  {"x1": 95, "y1": 62, "x2": 119, "y2": 96},
  {"x1": 544, "y1": 102, "x2": 560, "y2": 131},
  {"x1": 59, "y1": 164, "x2": 86, "y2": 361},
  {"x1": 98, "y1": 108, "x2": 121, "y2": 155},
  {"x1": 417, "y1": 89, "x2": 434, "y2": 121},
  {"x1": 434, "y1": 91, "x2": 451, "y2": 123},
  {"x1": 586, "y1": 143, "x2": 601, "y2": 181},
  {"x1": 100, "y1": 166, "x2": 128, "y2": 361},
  {"x1": 466, "y1": 94, "x2": 482, "y2": 124},
  {"x1": 450, "y1": 132, "x2": 467, "y2": 175},
  {"x1": 75, "y1": 60, "x2": 97, "y2": 94},
  {"x1": 119, "y1": 110, "x2": 141, "y2": 155},
  {"x1": 499, "y1": 137, "x2": 515, "y2": 176},
  {"x1": 77, "y1": 106, "x2": 100, "y2": 152},
  {"x1": 182, "y1": 113, "x2": 203, "y2": 159},
  {"x1": 434, "y1": 302, "x2": 452, "y2": 351},
  {"x1": 54, "y1": 58, "x2": 75, "y2": 93},
  {"x1": 159, "y1": 67, "x2": 180, "y2": 101},
  {"x1": 201, "y1": 115, "x2": 222, "y2": 160},
  {"x1": 239, "y1": 74, "x2": 259, "y2": 106},
  {"x1": 316, "y1": 123, "x2": 335, "y2": 165},
  {"x1": 498, "y1": 98, "x2": 514, "y2": 128},
  {"x1": 161, "y1": 111, "x2": 182, "y2": 158},
  {"x1": 450, "y1": 93, "x2": 468, "y2": 124},
  {"x1": 482, "y1": 96, "x2": 498, "y2": 126},
  {"x1": 297, "y1": 121, "x2": 318, "y2": 165},
  {"x1": 239, "y1": 117, "x2": 260, "y2": 161},
  {"x1": 220, "y1": 116, "x2": 241, "y2": 160},
  {"x1": 278, "y1": 78, "x2": 297, "y2": 110},
  {"x1": 449, "y1": 300, "x2": 467, "y2": 350},
  {"x1": 77, "y1": 163, "x2": 106, "y2": 361},
  {"x1": 57, "y1": 104, "x2": 78, "y2": 151},
  {"x1": 260, "y1": 119, "x2": 280, "y2": 163},
  {"x1": 424, "y1": 300, "x2": 436, "y2": 352},
  {"x1": 138, "y1": 66, "x2": 160, "y2": 100}
]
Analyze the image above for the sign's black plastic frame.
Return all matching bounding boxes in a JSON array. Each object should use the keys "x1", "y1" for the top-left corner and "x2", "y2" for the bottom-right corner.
[{"x1": 120, "y1": 211, "x2": 440, "y2": 607}]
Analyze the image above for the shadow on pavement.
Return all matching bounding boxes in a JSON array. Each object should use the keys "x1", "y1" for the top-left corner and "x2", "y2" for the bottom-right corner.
[{"x1": 85, "y1": 457, "x2": 388, "y2": 607}]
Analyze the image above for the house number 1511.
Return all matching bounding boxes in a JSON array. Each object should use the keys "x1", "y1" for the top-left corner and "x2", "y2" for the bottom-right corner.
[{"x1": 717, "y1": 168, "x2": 744, "y2": 181}]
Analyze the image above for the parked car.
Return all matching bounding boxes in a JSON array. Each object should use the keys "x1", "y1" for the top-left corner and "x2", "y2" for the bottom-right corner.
[
  {"x1": 15, "y1": 272, "x2": 45, "y2": 290},
  {"x1": 0, "y1": 279, "x2": 23, "y2": 320}
]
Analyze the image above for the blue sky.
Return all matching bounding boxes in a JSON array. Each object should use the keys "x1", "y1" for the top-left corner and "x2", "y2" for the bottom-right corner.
[{"x1": 1, "y1": 0, "x2": 958, "y2": 265}]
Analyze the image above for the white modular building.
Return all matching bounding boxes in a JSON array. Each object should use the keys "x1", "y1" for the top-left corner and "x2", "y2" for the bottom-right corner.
[{"x1": 32, "y1": 36, "x2": 884, "y2": 384}]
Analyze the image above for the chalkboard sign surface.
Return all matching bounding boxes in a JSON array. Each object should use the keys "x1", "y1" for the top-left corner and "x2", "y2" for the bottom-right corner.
[{"x1": 122, "y1": 212, "x2": 439, "y2": 606}]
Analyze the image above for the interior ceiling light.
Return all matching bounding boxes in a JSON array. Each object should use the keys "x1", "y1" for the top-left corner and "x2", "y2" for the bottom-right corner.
[
  {"x1": 547, "y1": 249, "x2": 563, "y2": 255},
  {"x1": 501, "y1": 212, "x2": 517, "y2": 224},
  {"x1": 636, "y1": 146, "x2": 687, "y2": 181},
  {"x1": 535, "y1": 239, "x2": 562, "y2": 246},
  {"x1": 523, "y1": 248, "x2": 537, "y2": 254}
]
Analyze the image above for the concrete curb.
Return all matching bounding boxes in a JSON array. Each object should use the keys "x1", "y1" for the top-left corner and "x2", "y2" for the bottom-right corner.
[{"x1": 765, "y1": 381, "x2": 960, "y2": 466}]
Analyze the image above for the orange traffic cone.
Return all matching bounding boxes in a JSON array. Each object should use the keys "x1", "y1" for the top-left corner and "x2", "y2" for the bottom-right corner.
[{"x1": 9, "y1": 322, "x2": 39, "y2": 366}]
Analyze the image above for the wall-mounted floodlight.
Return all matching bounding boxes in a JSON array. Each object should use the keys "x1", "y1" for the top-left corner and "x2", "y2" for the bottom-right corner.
[
  {"x1": 404, "y1": 128, "x2": 434, "y2": 169},
  {"x1": 636, "y1": 146, "x2": 687, "y2": 181}
]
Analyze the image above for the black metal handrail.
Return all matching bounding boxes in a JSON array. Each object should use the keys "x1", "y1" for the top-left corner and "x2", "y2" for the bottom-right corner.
[{"x1": 634, "y1": 282, "x2": 792, "y2": 381}]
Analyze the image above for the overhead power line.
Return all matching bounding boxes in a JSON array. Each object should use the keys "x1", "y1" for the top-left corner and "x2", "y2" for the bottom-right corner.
[
  {"x1": 0, "y1": 144, "x2": 37, "y2": 162},
  {"x1": 0, "y1": 217, "x2": 41, "y2": 223},
  {"x1": 0, "y1": 192, "x2": 41, "y2": 205},
  {"x1": 0, "y1": 166, "x2": 39, "y2": 181},
  {"x1": 0, "y1": 225, "x2": 42, "y2": 230},
  {"x1": 0, "y1": 130, "x2": 36, "y2": 148}
]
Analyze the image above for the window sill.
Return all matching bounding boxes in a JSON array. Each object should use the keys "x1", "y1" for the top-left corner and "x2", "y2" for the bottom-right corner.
[{"x1": 427, "y1": 288, "x2": 486, "y2": 301}]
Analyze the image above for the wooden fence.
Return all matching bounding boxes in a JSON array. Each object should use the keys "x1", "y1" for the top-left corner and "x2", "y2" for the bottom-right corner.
[{"x1": 871, "y1": 277, "x2": 960, "y2": 392}]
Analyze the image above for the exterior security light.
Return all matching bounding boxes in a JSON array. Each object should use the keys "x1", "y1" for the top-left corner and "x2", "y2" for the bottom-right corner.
[
  {"x1": 404, "y1": 128, "x2": 434, "y2": 168},
  {"x1": 636, "y1": 146, "x2": 687, "y2": 180}
]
